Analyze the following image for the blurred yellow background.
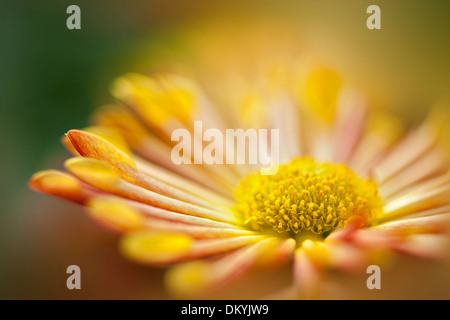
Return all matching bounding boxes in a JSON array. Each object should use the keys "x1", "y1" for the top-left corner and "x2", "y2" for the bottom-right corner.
[{"x1": 1, "y1": 0, "x2": 449, "y2": 299}]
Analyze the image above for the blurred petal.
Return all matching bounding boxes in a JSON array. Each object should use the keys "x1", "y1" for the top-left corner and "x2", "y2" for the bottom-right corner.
[
  {"x1": 372, "y1": 113, "x2": 442, "y2": 184},
  {"x1": 382, "y1": 184, "x2": 450, "y2": 220},
  {"x1": 165, "y1": 238, "x2": 286, "y2": 296},
  {"x1": 293, "y1": 248, "x2": 322, "y2": 299},
  {"x1": 120, "y1": 231, "x2": 193, "y2": 264},
  {"x1": 121, "y1": 231, "x2": 264, "y2": 265},
  {"x1": 392, "y1": 234, "x2": 449, "y2": 259},
  {"x1": 373, "y1": 213, "x2": 450, "y2": 235},
  {"x1": 87, "y1": 197, "x2": 144, "y2": 232},
  {"x1": 29, "y1": 170, "x2": 95, "y2": 204}
]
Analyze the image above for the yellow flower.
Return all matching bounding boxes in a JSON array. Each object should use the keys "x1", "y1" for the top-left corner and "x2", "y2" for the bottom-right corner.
[{"x1": 30, "y1": 67, "x2": 450, "y2": 298}]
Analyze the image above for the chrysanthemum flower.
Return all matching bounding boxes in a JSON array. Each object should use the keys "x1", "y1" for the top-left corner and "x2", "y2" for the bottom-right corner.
[{"x1": 30, "y1": 67, "x2": 450, "y2": 298}]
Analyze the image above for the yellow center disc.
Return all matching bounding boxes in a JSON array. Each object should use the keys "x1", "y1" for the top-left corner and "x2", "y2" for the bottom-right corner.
[{"x1": 234, "y1": 157, "x2": 383, "y2": 238}]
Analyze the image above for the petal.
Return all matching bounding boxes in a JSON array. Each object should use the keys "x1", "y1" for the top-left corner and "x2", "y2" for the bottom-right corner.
[
  {"x1": 67, "y1": 129, "x2": 137, "y2": 176},
  {"x1": 293, "y1": 248, "x2": 322, "y2": 299},
  {"x1": 373, "y1": 213, "x2": 450, "y2": 235},
  {"x1": 332, "y1": 89, "x2": 367, "y2": 163},
  {"x1": 88, "y1": 196, "x2": 252, "y2": 238},
  {"x1": 349, "y1": 111, "x2": 404, "y2": 176},
  {"x1": 378, "y1": 146, "x2": 448, "y2": 199},
  {"x1": 65, "y1": 157, "x2": 237, "y2": 224},
  {"x1": 102, "y1": 196, "x2": 239, "y2": 229},
  {"x1": 120, "y1": 231, "x2": 265, "y2": 265},
  {"x1": 29, "y1": 170, "x2": 94, "y2": 204},
  {"x1": 120, "y1": 231, "x2": 193, "y2": 264},
  {"x1": 372, "y1": 113, "x2": 442, "y2": 185},
  {"x1": 68, "y1": 130, "x2": 234, "y2": 208},
  {"x1": 165, "y1": 238, "x2": 282, "y2": 296},
  {"x1": 325, "y1": 242, "x2": 368, "y2": 272},
  {"x1": 87, "y1": 197, "x2": 145, "y2": 232},
  {"x1": 392, "y1": 234, "x2": 449, "y2": 259},
  {"x1": 382, "y1": 184, "x2": 450, "y2": 220}
]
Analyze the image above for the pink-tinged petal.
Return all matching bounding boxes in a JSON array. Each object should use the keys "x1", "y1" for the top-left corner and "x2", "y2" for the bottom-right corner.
[
  {"x1": 120, "y1": 231, "x2": 265, "y2": 265},
  {"x1": 382, "y1": 184, "x2": 450, "y2": 221},
  {"x1": 349, "y1": 111, "x2": 404, "y2": 177},
  {"x1": 64, "y1": 157, "x2": 237, "y2": 224},
  {"x1": 392, "y1": 234, "x2": 449, "y2": 259},
  {"x1": 385, "y1": 170, "x2": 450, "y2": 204},
  {"x1": 332, "y1": 89, "x2": 367, "y2": 164},
  {"x1": 399, "y1": 204, "x2": 450, "y2": 220},
  {"x1": 29, "y1": 170, "x2": 96, "y2": 204},
  {"x1": 165, "y1": 238, "x2": 283, "y2": 296},
  {"x1": 293, "y1": 248, "x2": 322, "y2": 299},
  {"x1": 187, "y1": 235, "x2": 267, "y2": 260},
  {"x1": 325, "y1": 216, "x2": 366, "y2": 243},
  {"x1": 267, "y1": 93, "x2": 302, "y2": 163},
  {"x1": 373, "y1": 214, "x2": 450, "y2": 235},
  {"x1": 350, "y1": 229, "x2": 399, "y2": 250},
  {"x1": 372, "y1": 113, "x2": 442, "y2": 185},
  {"x1": 378, "y1": 146, "x2": 448, "y2": 199},
  {"x1": 326, "y1": 242, "x2": 368, "y2": 273}
]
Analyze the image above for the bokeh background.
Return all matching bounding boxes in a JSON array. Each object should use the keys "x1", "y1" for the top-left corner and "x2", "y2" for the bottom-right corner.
[{"x1": 1, "y1": 0, "x2": 449, "y2": 299}]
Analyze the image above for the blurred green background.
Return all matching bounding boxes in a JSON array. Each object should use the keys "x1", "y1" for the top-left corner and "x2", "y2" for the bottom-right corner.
[{"x1": 0, "y1": 0, "x2": 449, "y2": 299}]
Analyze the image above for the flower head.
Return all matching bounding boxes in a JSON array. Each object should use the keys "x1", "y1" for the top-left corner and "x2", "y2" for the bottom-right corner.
[{"x1": 30, "y1": 65, "x2": 450, "y2": 298}]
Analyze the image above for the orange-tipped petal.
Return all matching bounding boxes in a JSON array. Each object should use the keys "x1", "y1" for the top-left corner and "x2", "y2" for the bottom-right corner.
[
  {"x1": 64, "y1": 157, "x2": 237, "y2": 224},
  {"x1": 66, "y1": 129, "x2": 137, "y2": 179},
  {"x1": 68, "y1": 130, "x2": 229, "y2": 210},
  {"x1": 29, "y1": 170, "x2": 93, "y2": 204}
]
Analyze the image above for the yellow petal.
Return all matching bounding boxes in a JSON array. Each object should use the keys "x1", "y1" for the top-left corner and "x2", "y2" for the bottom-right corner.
[
  {"x1": 165, "y1": 239, "x2": 276, "y2": 296},
  {"x1": 87, "y1": 197, "x2": 144, "y2": 232},
  {"x1": 29, "y1": 170, "x2": 89, "y2": 203},
  {"x1": 82, "y1": 125, "x2": 131, "y2": 154},
  {"x1": 120, "y1": 231, "x2": 192, "y2": 265},
  {"x1": 305, "y1": 69, "x2": 341, "y2": 123},
  {"x1": 92, "y1": 105, "x2": 150, "y2": 148},
  {"x1": 165, "y1": 261, "x2": 211, "y2": 296},
  {"x1": 64, "y1": 157, "x2": 121, "y2": 190}
]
